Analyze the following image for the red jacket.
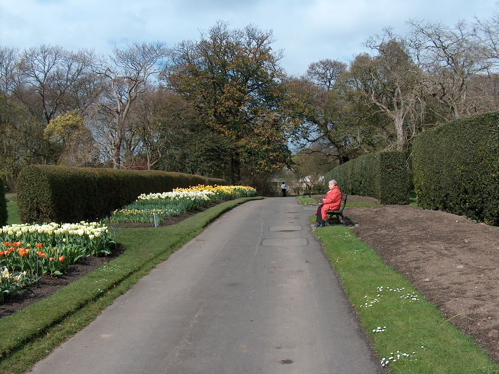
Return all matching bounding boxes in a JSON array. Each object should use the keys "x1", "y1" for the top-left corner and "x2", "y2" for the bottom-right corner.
[{"x1": 317, "y1": 186, "x2": 342, "y2": 220}]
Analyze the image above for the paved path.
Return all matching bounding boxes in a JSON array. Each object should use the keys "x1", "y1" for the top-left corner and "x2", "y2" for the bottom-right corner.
[{"x1": 29, "y1": 197, "x2": 380, "y2": 374}]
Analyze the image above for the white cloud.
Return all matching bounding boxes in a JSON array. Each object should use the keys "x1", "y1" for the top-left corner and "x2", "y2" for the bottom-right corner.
[{"x1": 0, "y1": 0, "x2": 497, "y2": 75}]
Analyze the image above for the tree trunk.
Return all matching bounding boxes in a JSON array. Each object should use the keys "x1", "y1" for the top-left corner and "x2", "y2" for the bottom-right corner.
[
  {"x1": 394, "y1": 115, "x2": 406, "y2": 152},
  {"x1": 230, "y1": 154, "x2": 241, "y2": 184}
]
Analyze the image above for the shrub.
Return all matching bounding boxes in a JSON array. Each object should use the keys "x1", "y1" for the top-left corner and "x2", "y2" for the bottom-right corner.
[
  {"x1": 0, "y1": 177, "x2": 7, "y2": 226},
  {"x1": 412, "y1": 112, "x2": 498, "y2": 225},
  {"x1": 16, "y1": 166, "x2": 227, "y2": 224},
  {"x1": 326, "y1": 151, "x2": 409, "y2": 205}
]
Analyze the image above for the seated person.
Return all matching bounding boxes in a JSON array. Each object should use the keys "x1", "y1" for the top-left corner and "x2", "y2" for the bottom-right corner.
[{"x1": 315, "y1": 180, "x2": 342, "y2": 227}]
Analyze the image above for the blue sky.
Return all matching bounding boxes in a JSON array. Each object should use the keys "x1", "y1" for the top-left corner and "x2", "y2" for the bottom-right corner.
[{"x1": 0, "y1": 0, "x2": 496, "y2": 76}]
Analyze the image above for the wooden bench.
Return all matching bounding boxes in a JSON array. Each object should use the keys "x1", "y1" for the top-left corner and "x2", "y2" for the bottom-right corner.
[{"x1": 326, "y1": 194, "x2": 348, "y2": 225}]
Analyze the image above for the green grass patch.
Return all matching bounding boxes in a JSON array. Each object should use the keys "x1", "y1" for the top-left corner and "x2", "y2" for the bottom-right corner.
[
  {"x1": 6, "y1": 194, "x2": 19, "y2": 225},
  {"x1": 314, "y1": 224, "x2": 499, "y2": 373},
  {"x1": 295, "y1": 195, "x2": 319, "y2": 205},
  {"x1": 0, "y1": 197, "x2": 261, "y2": 373},
  {"x1": 345, "y1": 200, "x2": 379, "y2": 207},
  {"x1": 409, "y1": 191, "x2": 418, "y2": 207}
]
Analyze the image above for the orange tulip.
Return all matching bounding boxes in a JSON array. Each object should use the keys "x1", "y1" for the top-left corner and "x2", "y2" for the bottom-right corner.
[
  {"x1": 58, "y1": 256, "x2": 65, "y2": 262},
  {"x1": 37, "y1": 251, "x2": 46, "y2": 258},
  {"x1": 36, "y1": 243, "x2": 43, "y2": 249}
]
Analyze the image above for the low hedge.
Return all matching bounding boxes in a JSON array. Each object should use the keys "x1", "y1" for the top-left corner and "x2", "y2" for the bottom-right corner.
[
  {"x1": 412, "y1": 112, "x2": 498, "y2": 225},
  {"x1": 0, "y1": 177, "x2": 6, "y2": 226},
  {"x1": 17, "y1": 166, "x2": 227, "y2": 224},
  {"x1": 326, "y1": 151, "x2": 409, "y2": 205}
]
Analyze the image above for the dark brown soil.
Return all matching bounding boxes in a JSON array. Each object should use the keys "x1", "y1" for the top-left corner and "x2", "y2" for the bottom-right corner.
[
  {"x1": 340, "y1": 197, "x2": 499, "y2": 365},
  {"x1": 0, "y1": 248, "x2": 125, "y2": 318}
]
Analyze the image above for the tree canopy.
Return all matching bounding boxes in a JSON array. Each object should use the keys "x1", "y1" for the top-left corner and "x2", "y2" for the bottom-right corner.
[
  {"x1": 164, "y1": 22, "x2": 292, "y2": 184},
  {"x1": 1, "y1": 14, "x2": 498, "y2": 190}
]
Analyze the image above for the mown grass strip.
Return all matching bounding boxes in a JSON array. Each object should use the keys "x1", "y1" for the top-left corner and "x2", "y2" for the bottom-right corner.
[
  {"x1": 314, "y1": 224, "x2": 499, "y2": 373},
  {"x1": 0, "y1": 197, "x2": 261, "y2": 373},
  {"x1": 6, "y1": 194, "x2": 19, "y2": 225}
]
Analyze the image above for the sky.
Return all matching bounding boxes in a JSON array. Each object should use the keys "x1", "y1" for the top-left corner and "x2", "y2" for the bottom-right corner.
[{"x1": 0, "y1": 0, "x2": 497, "y2": 76}]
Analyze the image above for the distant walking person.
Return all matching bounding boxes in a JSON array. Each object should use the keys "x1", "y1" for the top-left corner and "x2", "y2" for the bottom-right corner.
[
  {"x1": 315, "y1": 180, "x2": 342, "y2": 227},
  {"x1": 281, "y1": 182, "x2": 288, "y2": 197}
]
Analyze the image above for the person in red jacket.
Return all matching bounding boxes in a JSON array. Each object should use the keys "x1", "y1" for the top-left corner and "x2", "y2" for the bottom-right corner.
[{"x1": 315, "y1": 179, "x2": 342, "y2": 227}]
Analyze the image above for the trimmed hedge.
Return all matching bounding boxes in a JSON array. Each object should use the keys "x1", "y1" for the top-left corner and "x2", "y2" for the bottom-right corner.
[
  {"x1": 326, "y1": 151, "x2": 409, "y2": 205},
  {"x1": 412, "y1": 112, "x2": 498, "y2": 225},
  {"x1": 17, "y1": 166, "x2": 227, "y2": 224},
  {"x1": 0, "y1": 177, "x2": 6, "y2": 226}
]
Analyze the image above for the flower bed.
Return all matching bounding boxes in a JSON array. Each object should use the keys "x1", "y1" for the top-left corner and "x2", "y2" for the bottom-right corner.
[
  {"x1": 105, "y1": 185, "x2": 257, "y2": 225},
  {"x1": 0, "y1": 222, "x2": 112, "y2": 300},
  {"x1": 0, "y1": 185, "x2": 256, "y2": 300}
]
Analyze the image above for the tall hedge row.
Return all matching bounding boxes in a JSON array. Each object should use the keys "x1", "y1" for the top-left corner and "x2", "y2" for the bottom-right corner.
[
  {"x1": 412, "y1": 112, "x2": 498, "y2": 225},
  {"x1": 0, "y1": 177, "x2": 7, "y2": 226},
  {"x1": 326, "y1": 151, "x2": 409, "y2": 205},
  {"x1": 17, "y1": 166, "x2": 227, "y2": 224}
]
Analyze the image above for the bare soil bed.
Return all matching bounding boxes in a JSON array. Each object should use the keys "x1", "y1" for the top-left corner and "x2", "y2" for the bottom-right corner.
[{"x1": 341, "y1": 196, "x2": 499, "y2": 365}]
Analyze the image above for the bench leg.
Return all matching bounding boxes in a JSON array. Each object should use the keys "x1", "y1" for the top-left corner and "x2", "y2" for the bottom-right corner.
[{"x1": 326, "y1": 213, "x2": 345, "y2": 225}]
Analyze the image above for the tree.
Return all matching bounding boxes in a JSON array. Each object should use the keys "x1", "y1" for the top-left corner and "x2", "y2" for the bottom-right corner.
[
  {"x1": 323, "y1": 74, "x2": 394, "y2": 155},
  {"x1": 0, "y1": 47, "x2": 17, "y2": 96},
  {"x1": 408, "y1": 20, "x2": 492, "y2": 120},
  {"x1": 476, "y1": 12, "x2": 499, "y2": 68},
  {"x1": 473, "y1": 14, "x2": 499, "y2": 113},
  {"x1": 15, "y1": 45, "x2": 96, "y2": 124},
  {"x1": 9, "y1": 45, "x2": 97, "y2": 165},
  {"x1": 164, "y1": 21, "x2": 292, "y2": 184},
  {"x1": 44, "y1": 110, "x2": 98, "y2": 166},
  {"x1": 292, "y1": 147, "x2": 335, "y2": 190},
  {"x1": 306, "y1": 58, "x2": 347, "y2": 91},
  {"x1": 350, "y1": 34, "x2": 424, "y2": 151},
  {"x1": 128, "y1": 87, "x2": 200, "y2": 170},
  {"x1": 284, "y1": 60, "x2": 389, "y2": 164},
  {"x1": 95, "y1": 42, "x2": 169, "y2": 169},
  {"x1": 0, "y1": 47, "x2": 24, "y2": 188}
]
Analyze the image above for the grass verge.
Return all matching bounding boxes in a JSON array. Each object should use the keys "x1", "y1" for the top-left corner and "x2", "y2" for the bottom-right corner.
[
  {"x1": 0, "y1": 197, "x2": 261, "y2": 374},
  {"x1": 295, "y1": 195, "x2": 318, "y2": 205},
  {"x1": 5, "y1": 194, "x2": 19, "y2": 225},
  {"x1": 314, "y1": 223, "x2": 499, "y2": 373}
]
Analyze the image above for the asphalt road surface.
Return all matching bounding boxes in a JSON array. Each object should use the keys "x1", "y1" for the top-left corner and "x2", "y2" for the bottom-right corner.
[{"x1": 29, "y1": 197, "x2": 380, "y2": 374}]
